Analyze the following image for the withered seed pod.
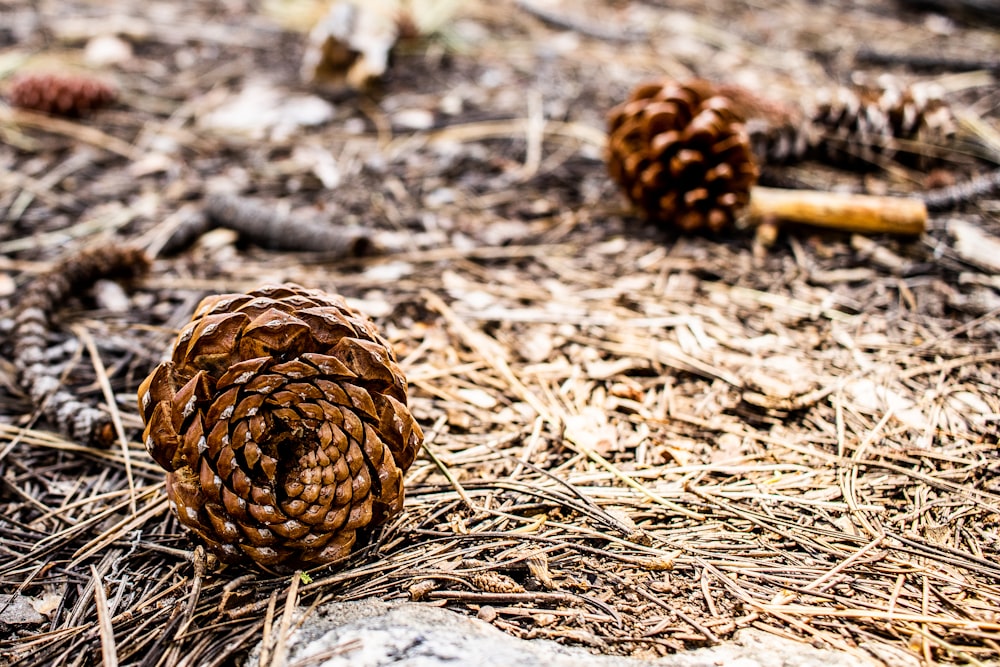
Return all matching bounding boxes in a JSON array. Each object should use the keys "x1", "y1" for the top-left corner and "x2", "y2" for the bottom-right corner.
[
  {"x1": 606, "y1": 78, "x2": 759, "y2": 233},
  {"x1": 138, "y1": 283, "x2": 423, "y2": 570}
]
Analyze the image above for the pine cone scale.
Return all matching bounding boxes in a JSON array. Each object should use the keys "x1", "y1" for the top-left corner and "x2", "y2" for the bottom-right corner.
[
  {"x1": 261, "y1": 359, "x2": 307, "y2": 380},
  {"x1": 182, "y1": 313, "x2": 248, "y2": 367},
  {"x1": 181, "y1": 415, "x2": 206, "y2": 465},
  {"x1": 144, "y1": 403, "x2": 182, "y2": 469},
  {"x1": 646, "y1": 106, "x2": 684, "y2": 135},
  {"x1": 249, "y1": 478, "x2": 277, "y2": 506},
  {"x1": 217, "y1": 357, "x2": 270, "y2": 386}
]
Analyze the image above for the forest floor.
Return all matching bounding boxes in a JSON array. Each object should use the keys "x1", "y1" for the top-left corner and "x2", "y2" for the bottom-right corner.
[{"x1": 1, "y1": 0, "x2": 999, "y2": 665}]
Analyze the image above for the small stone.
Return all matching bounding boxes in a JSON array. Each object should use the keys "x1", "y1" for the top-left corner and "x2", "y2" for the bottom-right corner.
[
  {"x1": 93, "y1": 279, "x2": 130, "y2": 313},
  {"x1": 0, "y1": 273, "x2": 16, "y2": 297},
  {"x1": 84, "y1": 34, "x2": 133, "y2": 66},
  {"x1": 393, "y1": 109, "x2": 435, "y2": 130},
  {"x1": 0, "y1": 594, "x2": 46, "y2": 625}
]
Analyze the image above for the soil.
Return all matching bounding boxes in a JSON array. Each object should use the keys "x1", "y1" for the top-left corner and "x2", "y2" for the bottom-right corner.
[{"x1": 1, "y1": 0, "x2": 999, "y2": 665}]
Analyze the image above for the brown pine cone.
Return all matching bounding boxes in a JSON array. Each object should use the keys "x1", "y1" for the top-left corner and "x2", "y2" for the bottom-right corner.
[
  {"x1": 6, "y1": 72, "x2": 117, "y2": 117},
  {"x1": 606, "y1": 78, "x2": 759, "y2": 233},
  {"x1": 138, "y1": 283, "x2": 423, "y2": 570}
]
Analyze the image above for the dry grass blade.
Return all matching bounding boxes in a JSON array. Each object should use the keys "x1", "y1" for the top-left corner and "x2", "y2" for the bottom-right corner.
[
  {"x1": 69, "y1": 493, "x2": 169, "y2": 567},
  {"x1": 72, "y1": 324, "x2": 137, "y2": 514},
  {"x1": 563, "y1": 439, "x2": 705, "y2": 521},
  {"x1": 0, "y1": 107, "x2": 140, "y2": 160},
  {"x1": 757, "y1": 605, "x2": 1000, "y2": 629},
  {"x1": 422, "y1": 425, "x2": 480, "y2": 512},
  {"x1": 90, "y1": 564, "x2": 120, "y2": 667},
  {"x1": 422, "y1": 289, "x2": 557, "y2": 422},
  {"x1": 269, "y1": 574, "x2": 301, "y2": 667}
]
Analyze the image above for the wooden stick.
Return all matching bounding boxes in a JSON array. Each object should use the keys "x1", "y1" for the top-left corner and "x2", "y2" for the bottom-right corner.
[{"x1": 747, "y1": 186, "x2": 927, "y2": 236}]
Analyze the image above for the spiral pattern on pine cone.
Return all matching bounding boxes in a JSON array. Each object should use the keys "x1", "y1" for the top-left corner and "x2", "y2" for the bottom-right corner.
[
  {"x1": 138, "y1": 284, "x2": 423, "y2": 570},
  {"x1": 606, "y1": 79, "x2": 758, "y2": 233}
]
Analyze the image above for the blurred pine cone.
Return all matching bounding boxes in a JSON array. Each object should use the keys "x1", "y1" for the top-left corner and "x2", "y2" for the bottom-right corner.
[
  {"x1": 6, "y1": 72, "x2": 117, "y2": 117},
  {"x1": 715, "y1": 83, "x2": 813, "y2": 166},
  {"x1": 606, "y1": 79, "x2": 759, "y2": 233},
  {"x1": 138, "y1": 283, "x2": 423, "y2": 570},
  {"x1": 810, "y1": 82, "x2": 955, "y2": 168}
]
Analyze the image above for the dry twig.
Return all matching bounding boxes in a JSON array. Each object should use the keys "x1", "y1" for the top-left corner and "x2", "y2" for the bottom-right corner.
[{"x1": 206, "y1": 193, "x2": 372, "y2": 255}]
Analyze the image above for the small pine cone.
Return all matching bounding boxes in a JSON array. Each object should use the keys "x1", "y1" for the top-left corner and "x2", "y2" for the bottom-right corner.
[
  {"x1": 809, "y1": 83, "x2": 954, "y2": 168},
  {"x1": 137, "y1": 283, "x2": 423, "y2": 570},
  {"x1": 606, "y1": 79, "x2": 759, "y2": 233},
  {"x1": 470, "y1": 571, "x2": 525, "y2": 594},
  {"x1": 12, "y1": 245, "x2": 149, "y2": 447},
  {"x1": 6, "y1": 72, "x2": 117, "y2": 117}
]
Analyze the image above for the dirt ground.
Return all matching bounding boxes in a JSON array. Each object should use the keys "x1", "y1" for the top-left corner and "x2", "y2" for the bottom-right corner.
[{"x1": 1, "y1": 0, "x2": 999, "y2": 665}]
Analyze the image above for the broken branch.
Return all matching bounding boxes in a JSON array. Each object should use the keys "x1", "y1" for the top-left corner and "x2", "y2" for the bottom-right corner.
[{"x1": 746, "y1": 186, "x2": 927, "y2": 236}]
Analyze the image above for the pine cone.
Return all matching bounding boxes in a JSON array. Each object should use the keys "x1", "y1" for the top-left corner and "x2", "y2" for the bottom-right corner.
[
  {"x1": 606, "y1": 78, "x2": 759, "y2": 233},
  {"x1": 810, "y1": 82, "x2": 954, "y2": 168},
  {"x1": 13, "y1": 245, "x2": 150, "y2": 447},
  {"x1": 138, "y1": 283, "x2": 423, "y2": 570},
  {"x1": 6, "y1": 72, "x2": 117, "y2": 117}
]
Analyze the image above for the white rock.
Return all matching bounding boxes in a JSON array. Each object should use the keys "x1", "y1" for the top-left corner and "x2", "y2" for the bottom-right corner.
[
  {"x1": 245, "y1": 599, "x2": 883, "y2": 667},
  {"x1": 0, "y1": 594, "x2": 47, "y2": 625}
]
